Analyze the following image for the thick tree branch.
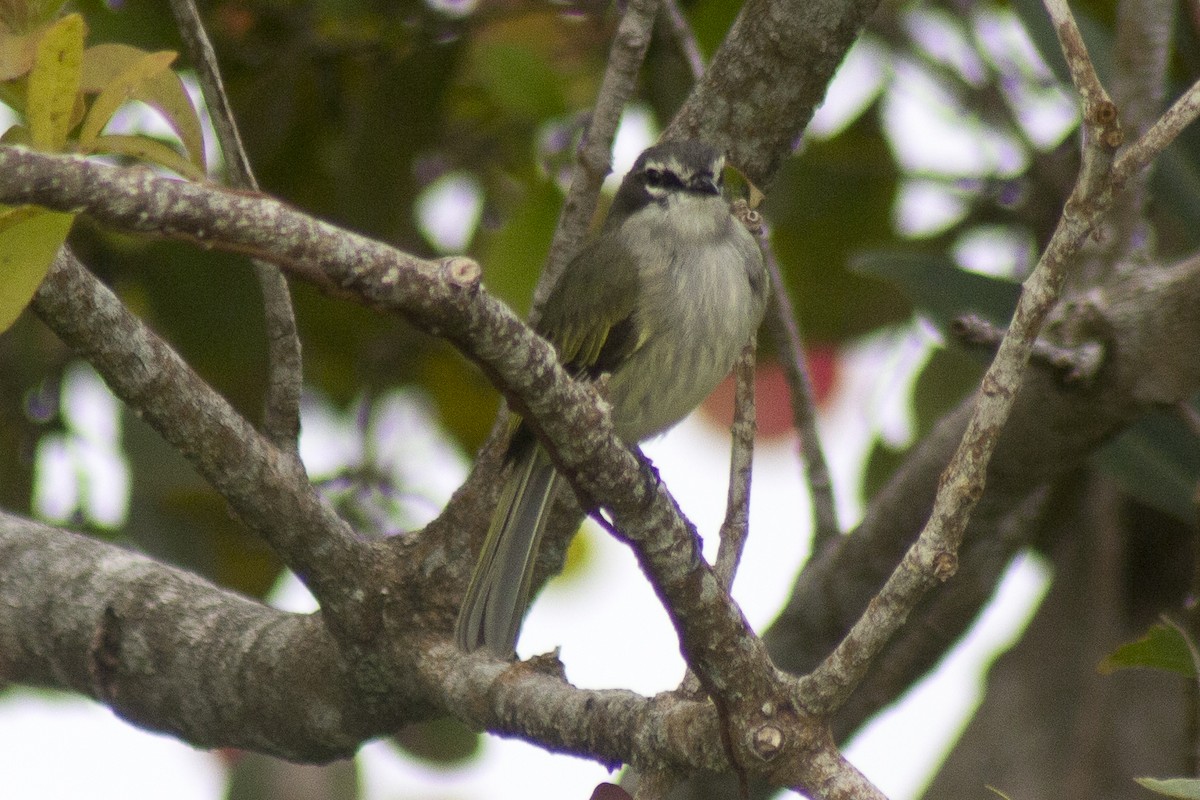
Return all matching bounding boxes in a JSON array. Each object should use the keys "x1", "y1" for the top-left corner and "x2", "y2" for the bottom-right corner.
[
  {"x1": 0, "y1": 510, "x2": 742, "y2": 773},
  {"x1": 666, "y1": 0, "x2": 882, "y2": 186},
  {"x1": 0, "y1": 511, "x2": 368, "y2": 761}
]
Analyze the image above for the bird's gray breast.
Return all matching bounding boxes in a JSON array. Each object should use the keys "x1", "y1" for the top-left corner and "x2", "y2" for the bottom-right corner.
[{"x1": 607, "y1": 194, "x2": 767, "y2": 442}]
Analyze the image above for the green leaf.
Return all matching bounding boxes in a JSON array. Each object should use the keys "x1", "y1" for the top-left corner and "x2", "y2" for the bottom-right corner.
[
  {"x1": 26, "y1": 11, "x2": 84, "y2": 151},
  {"x1": 1099, "y1": 622, "x2": 1196, "y2": 677},
  {"x1": 0, "y1": 204, "x2": 75, "y2": 331},
  {"x1": 467, "y1": 40, "x2": 565, "y2": 121},
  {"x1": 78, "y1": 48, "x2": 175, "y2": 149},
  {"x1": 1150, "y1": 146, "x2": 1200, "y2": 250},
  {"x1": 1, "y1": 122, "x2": 31, "y2": 144},
  {"x1": 766, "y1": 116, "x2": 907, "y2": 341},
  {"x1": 388, "y1": 716, "x2": 481, "y2": 766},
  {"x1": 1135, "y1": 778, "x2": 1200, "y2": 799},
  {"x1": 88, "y1": 133, "x2": 205, "y2": 179},
  {"x1": 851, "y1": 250, "x2": 1021, "y2": 330},
  {"x1": 81, "y1": 42, "x2": 205, "y2": 173},
  {"x1": 1096, "y1": 407, "x2": 1200, "y2": 523},
  {"x1": 476, "y1": 176, "x2": 561, "y2": 316}
]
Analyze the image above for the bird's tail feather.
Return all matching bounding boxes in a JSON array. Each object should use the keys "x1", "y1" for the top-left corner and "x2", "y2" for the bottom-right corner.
[{"x1": 455, "y1": 445, "x2": 558, "y2": 654}]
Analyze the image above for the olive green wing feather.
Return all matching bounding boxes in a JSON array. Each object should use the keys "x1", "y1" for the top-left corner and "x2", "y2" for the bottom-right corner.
[
  {"x1": 504, "y1": 234, "x2": 644, "y2": 462},
  {"x1": 535, "y1": 233, "x2": 644, "y2": 378}
]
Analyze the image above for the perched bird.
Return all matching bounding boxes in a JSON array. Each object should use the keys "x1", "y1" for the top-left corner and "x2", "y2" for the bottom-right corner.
[{"x1": 456, "y1": 139, "x2": 769, "y2": 655}]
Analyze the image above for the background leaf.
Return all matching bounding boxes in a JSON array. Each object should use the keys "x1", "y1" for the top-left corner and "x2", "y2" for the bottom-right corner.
[
  {"x1": 0, "y1": 205, "x2": 74, "y2": 332},
  {"x1": 78, "y1": 48, "x2": 175, "y2": 149},
  {"x1": 80, "y1": 42, "x2": 205, "y2": 172},
  {"x1": 1099, "y1": 622, "x2": 1196, "y2": 677},
  {"x1": 26, "y1": 12, "x2": 84, "y2": 151},
  {"x1": 88, "y1": 133, "x2": 204, "y2": 179},
  {"x1": 1135, "y1": 778, "x2": 1200, "y2": 800},
  {"x1": 1096, "y1": 408, "x2": 1200, "y2": 523},
  {"x1": 0, "y1": 22, "x2": 44, "y2": 80},
  {"x1": 852, "y1": 251, "x2": 1022, "y2": 331}
]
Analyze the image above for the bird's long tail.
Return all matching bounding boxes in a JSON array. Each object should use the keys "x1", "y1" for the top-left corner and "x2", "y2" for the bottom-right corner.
[{"x1": 455, "y1": 444, "x2": 559, "y2": 654}]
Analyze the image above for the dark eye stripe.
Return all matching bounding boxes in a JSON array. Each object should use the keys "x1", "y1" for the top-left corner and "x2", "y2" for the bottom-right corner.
[{"x1": 643, "y1": 167, "x2": 686, "y2": 190}]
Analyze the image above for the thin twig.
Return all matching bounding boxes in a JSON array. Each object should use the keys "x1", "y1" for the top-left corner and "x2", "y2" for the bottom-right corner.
[
  {"x1": 714, "y1": 339, "x2": 758, "y2": 588},
  {"x1": 1107, "y1": 0, "x2": 1173, "y2": 254},
  {"x1": 168, "y1": 0, "x2": 304, "y2": 455},
  {"x1": 1042, "y1": 0, "x2": 1117, "y2": 113},
  {"x1": 533, "y1": 0, "x2": 662, "y2": 317},
  {"x1": 762, "y1": 240, "x2": 840, "y2": 549},
  {"x1": 661, "y1": 0, "x2": 706, "y2": 83},
  {"x1": 951, "y1": 313, "x2": 1104, "y2": 385},
  {"x1": 1113, "y1": 75, "x2": 1200, "y2": 187}
]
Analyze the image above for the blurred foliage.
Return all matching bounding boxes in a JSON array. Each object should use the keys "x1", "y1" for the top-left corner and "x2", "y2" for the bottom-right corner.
[
  {"x1": 0, "y1": 6, "x2": 206, "y2": 331},
  {"x1": 389, "y1": 716, "x2": 481, "y2": 765}
]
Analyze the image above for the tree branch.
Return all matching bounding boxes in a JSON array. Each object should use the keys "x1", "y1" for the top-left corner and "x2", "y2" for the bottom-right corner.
[
  {"x1": 762, "y1": 238, "x2": 841, "y2": 548},
  {"x1": 535, "y1": 0, "x2": 660, "y2": 312},
  {"x1": 795, "y1": 0, "x2": 1125, "y2": 716},
  {"x1": 660, "y1": 0, "x2": 706, "y2": 83},
  {"x1": 665, "y1": 0, "x2": 882, "y2": 186},
  {"x1": 0, "y1": 510, "x2": 367, "y2": 760},
  {"x1": 30, "y1": 247, "x2": 373, "y2": 639},
  {"x1": 0, "y1": 510, "x2": 741, "y2": 773},
  {"x1": 1107, "y1": 0, "x2": 1174, "y2": 253},
  {"x1": 714, "y1": 339, "x2": 758, "y2": 589},
  {"x1": 167, "y1": 0, "x2": 304, "y2": 454},
  {"x1": 0, "y1": 146, "x2": 799, "y2": 774},
  {"x1": 1112, "y1": 76, "x2": 1200, "y2": 188}
]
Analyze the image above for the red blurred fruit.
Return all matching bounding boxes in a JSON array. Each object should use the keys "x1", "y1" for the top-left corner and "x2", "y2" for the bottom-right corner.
[{"x1": 700, "y1": 346, "x2": 839, "y2": 439}]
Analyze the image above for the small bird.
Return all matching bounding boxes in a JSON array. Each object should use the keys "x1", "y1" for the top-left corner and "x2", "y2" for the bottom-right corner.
[{"x1": 456, "y1": 139, "x2": 769, "y2": 655}]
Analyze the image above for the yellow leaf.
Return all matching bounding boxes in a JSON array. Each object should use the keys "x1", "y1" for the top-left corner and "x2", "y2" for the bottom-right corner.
[
  {"x1": 0, "y1": 21, "x2": 42, "y2": 80},
  {"x1": 0, "y1": 0, "x2": 68, "y2": 34},
  {"x1": 78, "y1": 48, "x2": 176, "y2": 149},
  {"x1": 82, "y1": 43, "x2": 205, "y2": 174},
  {"x1": 27, "y1": 12, "x2": 84, "y2": 151},
  {"x1": 0, "y1": 205, "x2": 74, "y2": 332},
  {"x1": 89, "y1": 133, "x2": 206, "y2": 180}
]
